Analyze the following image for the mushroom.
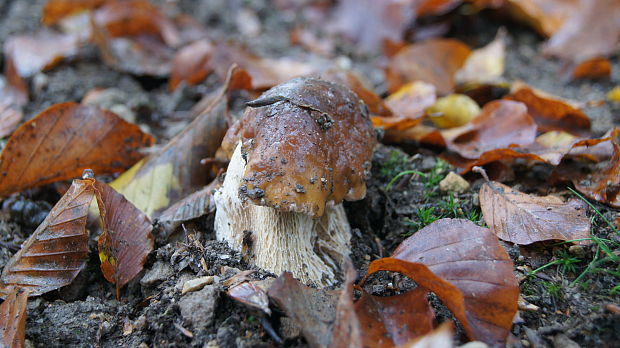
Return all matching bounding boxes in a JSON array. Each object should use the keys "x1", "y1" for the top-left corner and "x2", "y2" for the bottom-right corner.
[{"x1": 213, "y1": 77, "x2": 376, "y2": 286}]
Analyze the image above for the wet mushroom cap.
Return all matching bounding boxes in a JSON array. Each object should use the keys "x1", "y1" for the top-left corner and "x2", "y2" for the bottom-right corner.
[{"x1": 222, "y1": 77, "x2": 376, "y2": 218}]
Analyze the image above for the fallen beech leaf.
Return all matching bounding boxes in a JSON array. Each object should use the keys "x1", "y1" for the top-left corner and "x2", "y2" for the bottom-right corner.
[
  {"x1": 0, "y1": 175, "x2": 96, "y2": 297},
  {"x1": 331, "y1": 0, "x2": 415, "y2": 50},
  {"x1": 4, "y1": 30, "x2": 80, "y2": 78},
  {"x1": 42, "y1": 0, "x2": 104, "y2": 26},
  {"x1": 0, "y1": 287, "x2": 28, "y2": 348},
  {"x1": 385, "y1": 39, "x2": 471, "y2": 95},
  {"x1": 506, "y1": 0, "x2": 577, "y2": 37},
  {"x1": 542, "y1": 0, "x2": 620, "y2": 62},
  {"x1": 355, "y1": 287, "x2": 435, "y2": 348},
  {"x1": 95, "y1": 181, "x2": 154, "y2": 299},
  {"x1": 92, "y1": 21, "x2": 174, "y2": 77},
  {"x1": 382, "y1": 124, "x2": 446, "y2": 148},
  {"x1": 505, "y1": 83, "x2": 590, "y2": 136},
  {"x1": 169, "y1": 39, "x2": 214, "y2": 91},
  {"x1": 268, "y1": 272, "x2": 338, "y2": 348},
  {"x1": 366, "y1": 219, "x2": 519, "y2": 347},
  {"x1": 0, "y1": 102, "x2": 154, "y2": 198},
  {"x1": 111, "y1": 67, "x2": 251, "y2": 217},
  {"x1": 427, "y1": 94, "x2": 481, "y2": 129},
  {"x1": 228, "y1": 281, "x2": 271, "y2": 315},
  {"x1": 210, "y1": 42, "x2": 318, "y2": 89},
  {"x1": 0, "y1": 72, "x2": 27, "y2": 138},
  {"x1": 93, "y1": 0, "x2": 180, "y2": 47},
  {"x1": 573, "y1": 128, "x2": 620, "y2": 208},
  {"x1": 569, "y1": 58, "x2": 612, "y2": 81},
  {"x1": 386, "y1": 81, "x2": 436, "y2": 120},
  {"x1": 318, "y1": 69, "x2": 392, "y2": 117},
  {"x1": 330, "y1": 261, "x2": 362, "y2": 348},
  {"x1": 480, "y1": 181, "x2": 591, "y2": 245},
  {"x1": 445, "y1": 100, "x2": 536, "y2": 159},
  {"x1": 446, "y1": 148, "x2": 547, "y2": 175},
  {"x1": 158, "y1": 180, "x2": 219, "y2": 234},
  {"x1": 398, "y1": 322, "x2": 454, "y2": 348},
  {"x1": 455, "y1": 29, "x2": 506, "y2": 85}
]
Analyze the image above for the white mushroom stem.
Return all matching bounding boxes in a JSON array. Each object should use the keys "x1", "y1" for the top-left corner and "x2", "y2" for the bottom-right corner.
[{"x1": 214, "y1": 143, "x2": 351, "y2": 287}]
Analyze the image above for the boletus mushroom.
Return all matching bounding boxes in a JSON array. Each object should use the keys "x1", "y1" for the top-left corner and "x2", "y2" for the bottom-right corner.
[{"x1": 214, "y1": 77, "x2": 376, "y2": 286}]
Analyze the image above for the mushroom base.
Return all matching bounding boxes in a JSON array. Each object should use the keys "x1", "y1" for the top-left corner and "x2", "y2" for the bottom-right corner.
[{"x1": 214, "y1": 143, "x2": 351, "y2": 287}]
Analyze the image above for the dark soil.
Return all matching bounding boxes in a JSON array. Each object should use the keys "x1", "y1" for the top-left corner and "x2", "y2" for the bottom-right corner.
[{"x1": 0, "y1": 1, "x2": 618, "y2": 348}]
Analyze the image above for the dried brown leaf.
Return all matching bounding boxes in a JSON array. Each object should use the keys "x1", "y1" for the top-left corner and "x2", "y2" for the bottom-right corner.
[
  {"x1": 480, "y1": 181, "x2": 591, "y2": 245},
  {"x1": 455, "y1": 29, "x2": 506, "y2": 85},
  {"x1": 42, "y1": 0, "x2": 104, "y2": 26},
  {"x1": 268, "y1": 272, "x2": 338, "y2": 348},
  {"x1": 0, "y1": 176, "x2": 96, "y2": 297},
  {"x1": 95, "y1": 181, "x2": 154, "y2": 299},
  {"x1": 228, "y1": 281, "x2": 271, "y2": 315},
  {"x1": 329, "y1": 260, "x2": 361, "y2": 348},
  {"x1": 366, "y1": 219, "x2": 519, "y2": 347},
  {"x1": 542, "y1": 0, "x2": 620, "y2": 62},
  {"x1": 111, "y1": 67, "x2": 251, "y2": 217},
  {"x1": 0, "y1": 102, "x2": 154, "y2": 198},
  {"x1": 570, "y1": 58, "x2": 612, "y2": 81},
  {"x1": 158, "y1": 180, "x2": 219, "y2": 233},
  {"x1": 504, "y1": 83, "x2": 590, "y2": 136},
  {"x1": 445, "y1": 100, "x2": 537, "y2": 159},
  {"x1": 0, "y1": 287, "x2": 28, "y2": 348},
  {"x1": 386, "y1": 39, "x2": 471, "y2": 95},
  {"x1": 4, "y1": 30, "x2": 80, "y2": 78},
  {"x1": 573, "y1": 128, "x2": 620, "y2": 208},
  {"x1": 169, "y1": 39, "x2": 213, "y2": 91},
  {"x1": 506, "y1": 0, "x2": 578, "y2": 37}
]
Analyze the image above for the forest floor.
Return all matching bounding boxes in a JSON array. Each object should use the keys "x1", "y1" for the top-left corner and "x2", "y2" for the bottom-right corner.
[{"x1": 0, "y1": 0, "x2": 618, "y2": 347}]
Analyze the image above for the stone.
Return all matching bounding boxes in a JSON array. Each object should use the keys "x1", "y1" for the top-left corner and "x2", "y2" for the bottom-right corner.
[
  {"x1": 553, "y1": 334, "x2": 580, "y2": 348},
  {"x1": 140, "y1": 261, "x2": 174, "y2": 286},
  {"x1": 178, "y1": 285, "x2": 219, "y2": 329},
  {"x1": 182, "y1": 276, "x2": 216, "y2": 294},
  {"x1": 439, "y1": 172, "x2": 470, "y2": 193}
]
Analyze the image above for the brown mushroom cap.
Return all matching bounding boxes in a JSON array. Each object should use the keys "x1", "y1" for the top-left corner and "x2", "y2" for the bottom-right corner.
[{"x1": 221, "y1": 77, "x2": 376, "y2": 218}]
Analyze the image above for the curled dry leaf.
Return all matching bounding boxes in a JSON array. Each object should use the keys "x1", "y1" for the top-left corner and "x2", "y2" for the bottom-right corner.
[
  {"x1": 569, "y1": 58, "x2": 612, "y2": 81},
  {"x1": 0, "y1": 102, "x2": 154, "y2": 198},
  {"x1": 455, "y1": 29, "x2": 506, "y2": 85},
  {"x1": 268, "y1": 272, "x2": 338, "y2": 348},
  {"x1": 366, "y1": 219, "x2": 519, "y2": 347},
  {"x1": 479, "y1": 181, "x2": 591, "y2": 245},
  {"x1": 331, "y1": 0, "x2": 415, "y2": 50},
  {"x1": 376, "y1": 81, "x2": 436, "y2": 129},
  {"x1": 0, "y1": 287, "x2": 28, "y2": 348},
  {"x1": 355, "y1": 287, "x2": 435, "y2": 348},
  {"x1": 504, "y1": 83, "x2": 590, "y2": 136},
  {"x1": 329, "y1": 260, "x2": 361, "y2": 348},
  {"x1": 542, "y1": 0, "x2": 620, "y2": 63},
  {"x1": 42, "y1": 0, "x2": 104, "y2": 26},
  {"x1": 4, "y1": 30, "x2": 80, "y2": 78},
  {"x1": 445, "y1": 100, "x2": 536, "y2": 159},
  {"x1": 385, "y1": 38, "x2": 471, "y2": 95},
  {"x1": 158, "y1": 179, "x2": 219, "y2": 233},
  {"x1": 0, "y1": 176, "x2": 96, "y2": 297},
  {"x1": 227, "y1": 281, "x2": 271, "y2": 315},
  {"x1": 506, "y1": 0, "x2": 577, "y2": 37},
  {"x1": 0, "y1": 71, "x2": 27, "y2": 139},
  {"x1": 445, "y1": 148, "x2": 547, "y2": 176},
  {"x1": 93, "y1": 0, "x2": 180, "y2": 47},
  {"x1": 91, "y1": 18, "x2": 174, "y2": 77},
  {"x1": 95, "y1": 181, "x2": 154, "y2": 299},
  {"x1": 573, "y1": 128, "x2": 620, "y2": 208},
  {"x1": 111, "y1": 67, "x2": 251, "y2": 217},
  {"x1": 169, "y1": 39, "x2": 214, "y2": 91}
]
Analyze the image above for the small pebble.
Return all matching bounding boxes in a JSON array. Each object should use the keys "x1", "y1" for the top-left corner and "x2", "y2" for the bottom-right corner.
[{"x1": 439, "y1": 172, "x2": 470, "y2": 193}]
